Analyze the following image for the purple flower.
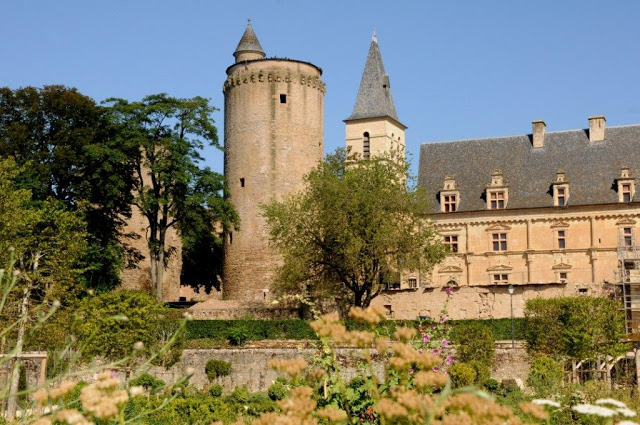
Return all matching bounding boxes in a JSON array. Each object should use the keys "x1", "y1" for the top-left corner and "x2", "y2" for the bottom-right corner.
[
  {"x1": 432, "y1": 324, "x2": 437, "y2": 330},
  {"x1": 445, "y1": 356, "x2": 454, "y2": 365},
  {"x1": 442, "y1": 368, "x2": 448, "y2": 374},
  {"x1": 422, "y1": 333, "x2": 430, "y2": 343},
  {"x1": 441, "y1": 339, "x2": 449, "y2": 348},
  {"x1": 445, "y1": 286, "x2": 453, "y2": 295},
  {"x1": 439, "y1": 315, "x2": 447, "y2": 324},
  {"x1": 432, "y1": 349, "x2": 440, "y2": 356},
  {"x1": 409, "y1": 368, "x2": 414, "y2": 374},
  {"x1": 433, "y1": 366, "x2": 440, "y2": 373}
]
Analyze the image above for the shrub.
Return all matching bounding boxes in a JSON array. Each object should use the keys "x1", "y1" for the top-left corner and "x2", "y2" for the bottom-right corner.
[
  {"x1": 267, "y1": 378, "x2": 288, "y2": 401},
  {"x1": 451, "y1": 323, "x2": 495, "y2": 366},
  {"x1": 230, "y1": 385, "x2": 251, "y2": 404},
  {"x1": 527, "y1": 355, "x2": 563, "y2": 397},
  {"x1": 448, "y1": 362, "x2": 476, "y2": 388},
  {"x1": 227, "y1": 326, "x2": 249, "y2": 346},
  {"x1": 468, "y1": 360, "x2": 491, "y2": 386},
  {"x1": 205, "y1": 359, "x2": 232, "y2": 382},
  {"x1": 483, "y1": 378, "x2": 499, "y2": 392},
  {"x1": 129, "y1": 373, "x2": 166, "y2": 394},
  {"x1": 72, "y1": 290, "x2": 169, "y2": 362},
  {"x1": 209, "y1": 384, "x2": 223, "y2": 397}
]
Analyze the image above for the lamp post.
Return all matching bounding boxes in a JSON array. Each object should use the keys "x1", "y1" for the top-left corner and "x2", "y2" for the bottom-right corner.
[{"x1": 508, "y1": 284, "x2": 515, "y2": 348}]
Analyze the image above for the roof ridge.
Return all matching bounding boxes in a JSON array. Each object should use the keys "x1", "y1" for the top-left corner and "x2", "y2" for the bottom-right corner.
[{"x1": 421, "y1": 124, "x2": 640, "y2": 146}]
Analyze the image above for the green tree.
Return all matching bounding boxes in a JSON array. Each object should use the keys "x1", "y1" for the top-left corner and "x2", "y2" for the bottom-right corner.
[
  {"x1": 524, "y1": 297, "x2": 628, "y2": 370},
  {"x1": 105, "y1": 94, "x2": 237, "y2": 301},
  {"x1": 0, "y1": 158, "x2": 87, "y2": 419},
  {"x1": 262, "y1": 149, "x2": 447, "y2": 308},
  {"x1": 0, "y1": 85, "x2": 137, "y2": 291}
]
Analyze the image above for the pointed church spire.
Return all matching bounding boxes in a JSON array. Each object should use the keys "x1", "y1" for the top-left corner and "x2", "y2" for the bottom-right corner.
[
  {"x1": 233, "y1": 19, "x2": 266, "y2": 63},
  {"x1": 346, "y1": 34, "x2": 401, "y2": 123}
]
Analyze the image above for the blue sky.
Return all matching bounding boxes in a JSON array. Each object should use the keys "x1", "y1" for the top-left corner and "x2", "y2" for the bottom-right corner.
[{"x1": 2, "y1": 1, "x2": 639, "y2": 175}]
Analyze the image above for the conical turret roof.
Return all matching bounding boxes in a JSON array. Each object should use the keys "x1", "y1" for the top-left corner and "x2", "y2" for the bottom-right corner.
[
  {"x1": 346, "y1": 34, "x2": 400, "y2": 123},
  {"x1": 234, "y1": 20, "x2": 265, "y2": 57}
]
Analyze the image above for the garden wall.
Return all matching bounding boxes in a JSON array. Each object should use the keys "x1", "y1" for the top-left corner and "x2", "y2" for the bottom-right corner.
[{"x1": 140, "y1": 341, "x2": 530, "y2": 392}]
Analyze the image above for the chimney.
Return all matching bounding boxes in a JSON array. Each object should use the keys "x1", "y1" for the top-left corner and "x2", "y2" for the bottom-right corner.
[
  {"x1": 532, "y1": 120, "x2": 546, "y2": 148},
  {"x1": 588, "y1": 116, "x2": 606, "y2": 142}
]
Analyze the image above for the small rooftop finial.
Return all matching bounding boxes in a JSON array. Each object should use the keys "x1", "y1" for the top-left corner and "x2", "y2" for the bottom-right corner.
[
  {"x1": 247, "y1": 17, "x2": 251, "y2": 25},
  {"x1": 372, "y1": 28, "x2": 377, "y2": 43}
]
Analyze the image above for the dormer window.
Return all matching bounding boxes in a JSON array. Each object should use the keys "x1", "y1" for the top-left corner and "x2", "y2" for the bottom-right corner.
[
  {"x1": 617, "y1": 166, "x2": 635, "y2": 203},
  {"x1": 443, "y1": 195, "x2": 457, "y2": 212},
  {"x1": 489, "y1": 192, "x2": 505, "y2": 209},
  {"x1": 552, "y1": 170, "x2": 570, "y2": 207},
  {"x1": 440, "y1": 176, "x2": 460, "y2": 213},
  {"x1": 486, "y1": 170, "x2": 508, "y2": 210}
]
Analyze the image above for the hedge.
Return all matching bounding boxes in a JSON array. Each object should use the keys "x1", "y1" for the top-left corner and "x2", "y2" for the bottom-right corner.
[{"x1": 185, "y1": 317, "x2": 527, "y2": 342}]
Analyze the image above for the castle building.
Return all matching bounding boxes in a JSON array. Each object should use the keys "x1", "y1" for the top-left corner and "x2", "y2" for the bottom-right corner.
[
  {"x1": 222, "y1": 22, "x2": 326, "y2": 302},
  {"x1": 372, "y1": 118, "x2": 640, "y2": 320}
]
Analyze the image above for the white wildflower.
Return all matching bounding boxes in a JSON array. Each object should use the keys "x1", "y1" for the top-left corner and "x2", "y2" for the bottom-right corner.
[
  {"x1": 532, "y1": 399, "x2": 561, "y2": 408},
  {"x1": 133, "y1": 341, "x2": 144, "y2": 351},
  {"x1": 596, "y1": 398, "x2": 628, "y2": 409},
  {"x1": 52, "y1": 300, "x2": 61, "y2": 308},
  {"x1": 182, "y1": 311, "x2": 193, "y2": 320},
  {"x1": 618, "y1": 408, "x2": 638, "y2": 418},
  {"x1": 129, "y1": 386, "x2": 144, "y2": 397},
  {"x1": 185, "y1": 367, "x2": 195, "y2": 376},
  {"x1": 572, "y1": 404, "x2": 617, "y2": 417}
]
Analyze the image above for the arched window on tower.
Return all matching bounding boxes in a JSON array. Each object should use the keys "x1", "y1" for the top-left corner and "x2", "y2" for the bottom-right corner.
[{"x1": 363, "y1": 132, "x2": 370, "y2": 160}]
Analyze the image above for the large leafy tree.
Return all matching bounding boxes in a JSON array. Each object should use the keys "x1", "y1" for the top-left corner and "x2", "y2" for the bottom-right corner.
[
  {"x1": 0, "y1": 85, "x2": 137, "y2": 291},
  {"x1": 262, "y1": 149, "x2": 447, "y2": 308},
  {"x1": 0, "y1": 158, "x2": 87, "y2": 419},
  {"x1": 105, "y1": 94, "x2": 237, "y2": 301}
]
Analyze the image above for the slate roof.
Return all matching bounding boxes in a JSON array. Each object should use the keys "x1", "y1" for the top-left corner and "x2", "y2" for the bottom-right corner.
[
  {"x1": 234, "y1": 22, "x2": 264, "y2": 56},
  {"x1": 346, "y1": 36, "x2": 400, "y2": 123},
  {"x1": 419, "y1": 125, "x2": 640, "y2": 213}
]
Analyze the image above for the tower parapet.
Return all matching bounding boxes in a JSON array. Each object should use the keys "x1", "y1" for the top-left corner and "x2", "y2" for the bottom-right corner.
[{"x1": 223, "y1": 22, "x2": 325, "y2": 302}]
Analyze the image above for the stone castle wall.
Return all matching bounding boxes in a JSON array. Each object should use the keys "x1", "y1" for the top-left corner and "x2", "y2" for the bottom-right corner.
[{"x1": 223, "y1": 59, "x2": 325, "y2": 302}]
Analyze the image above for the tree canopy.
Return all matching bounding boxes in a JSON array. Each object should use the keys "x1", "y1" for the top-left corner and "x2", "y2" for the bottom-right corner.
[
  {"x1": 524, "y1": 296, "x2": 628, "y2": 362},
  {"x1": 262, "y1": 149, "x2": 447, "y2": 308},
  {"x1": 0, "y1": 85, "x2": 137, "y2": 291},
  {"x1": 105, "y1": 94, "x2": 237, "y2": 300}
]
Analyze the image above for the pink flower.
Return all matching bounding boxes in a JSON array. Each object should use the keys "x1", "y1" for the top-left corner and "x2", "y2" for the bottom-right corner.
[
  {"x1": 442, "y1": 368, "x2": 448, "y2": 374},
  {"x1": 439, "y1": 315, "x2": 447, "y2": 324},
  {"x1": 445, "y1": 356, "x2": 454, "y2": 365},
  {"x1": 422, "y1": 333, "x2": 430, "y2": 343},
  {"x1": 441, "y1": 340, "x2": 449, "y2": 348},
  {"x1": 409, "y1": 368, "x2": 414, "y2": 374},
  {"x1": 433, "y1": 366, "x2": 440, "y2": 373},
  {"x1": 432, "y1": 349, "x2": 440, "y2": 356},
  {"x1": 445, "y1": 286, "x2": 453, "y2": 295}
]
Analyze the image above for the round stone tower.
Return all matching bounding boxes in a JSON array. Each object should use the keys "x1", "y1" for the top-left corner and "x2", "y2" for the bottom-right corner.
[{"x1": 223, "y1": 22, "x2": 325, "y2": 302}]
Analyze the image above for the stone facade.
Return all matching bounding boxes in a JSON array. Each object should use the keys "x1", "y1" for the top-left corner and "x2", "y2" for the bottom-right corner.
[{"x1": 222, "y1": 25, "x2": 325, "y2": 302}]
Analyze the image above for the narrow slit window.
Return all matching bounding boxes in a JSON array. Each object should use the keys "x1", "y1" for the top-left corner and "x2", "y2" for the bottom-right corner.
[
  {"x1": 240, "y1": 178, "x2": 245, "y2": 187},
  {"x1": 229, "y1": 232, "x2": 233, "y2": 244},
  {"x1": 363, "y1": 132, "x2": 370, "y2": 160},
  {"x1": 280, "y1": 94, "x2": 287, "y2": 103}
]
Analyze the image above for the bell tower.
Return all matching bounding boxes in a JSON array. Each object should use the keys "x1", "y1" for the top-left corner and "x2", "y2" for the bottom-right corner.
[{"x1": 345, "y1": 33, "x2": 406, "y2": 159}]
